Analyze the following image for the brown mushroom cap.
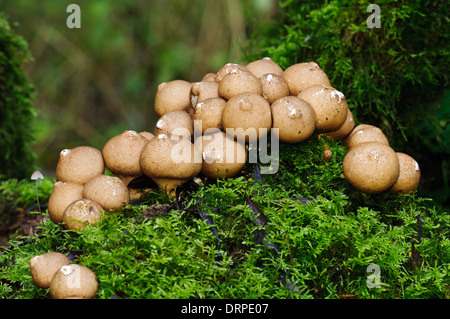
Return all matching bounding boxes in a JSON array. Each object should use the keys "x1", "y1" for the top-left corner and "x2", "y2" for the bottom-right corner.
[
  {"x1": 390, "y1": 153, "x2": 421, "y2": 194},
  {"x1": 222, "y1": 92, "x2": 272, "y2": 143},
  {"x1": 154, "y1": 110, "x2": 193, "y2": 140},
  {"x1": 139, "y1": 134, "x2": 202, "y2": 194},
  {"x1": 214, "y1": 63, "x2": 249, "y2": 82},
  {"x1": 29, "y1": 252, "x2": 71, "y2": 288},
  {"x1": 345, "y1": 124, "x2": 389, "y2": 149},
  {"x1": 271, "y1": 96, "x2": 316, "y2": 143},
  {"x1": 154, "y1": 79, "x2": 193, "y2": 117},
  {"x1": 82, "y1": 175, "x2": 130, "y2": 212},
  {"x1": 259, "y1": 73, "x2": 290, "y2": 104},
  {"x1": 193, "y1": 97, "x2": 227, "y2": 134},
  {"x1": 297, "y1": 84, "x2": 348, "y2": 132},
  {"x1": 102, "y1": 130, "x2": 149, "y2": 185},
  {"x1": 55, "y1": 146, "x2": 104, "y2": 185},
  {"x1": 196, "y1": 131, "x2": 247, "y2": 179},
  {"x1": 62, "y1": 198, "x2": 104, "y2": 230},
  {"x1": 245, "y1": 57, "x2": 284, "y2": 78},
  {"x1": 218, "y1": 69, "x2": 263, "y2": 100},
  {"x1": 201, "y1": 73, "x2": 216, "y2": 82},
  {"x1": 343, "y1": 142, "x2": 400, "y2": 194},
  {"x1": 47, "y1": 181, "x2": 84, "y2": 224},
  {"x1": 49, "y1": 264, "x2": 98, "y2": 299},
  {"x1": 282, "y1": 62, "x2": 331, "y2": 95},
  {"x1": 325, "y1": 108, "x2": 355, "y2": 141},
  {"x1": 190, "y1": 81, "x2": 219, "y2": 107}
]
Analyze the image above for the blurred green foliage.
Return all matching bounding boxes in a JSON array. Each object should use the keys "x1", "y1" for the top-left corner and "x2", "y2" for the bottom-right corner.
[
  {"x1": 0, "y1": 0, "x2": 274, "y2": 177},
  {"x1": 248, "y1": 0, "x2": 450, "y2": 208},
  {"x1": 0, "y1": 13, "x2": 36, "y2": 180}
]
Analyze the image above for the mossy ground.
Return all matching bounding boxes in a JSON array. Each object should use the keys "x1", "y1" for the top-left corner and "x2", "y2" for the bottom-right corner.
[{"x1": 0, "y1": 135, "x2": 449, "y2": 299}]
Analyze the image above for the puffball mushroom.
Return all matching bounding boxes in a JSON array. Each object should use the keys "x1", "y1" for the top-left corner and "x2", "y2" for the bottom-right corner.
[
  {"x1": 47, "y1": 181, "x2": 84, "y2": 224},
  {"x1": 139, "y1": 133, "x2": 202, "y2": 195},
  {"x1": 271, "y1": 96, "x2": 316, "y2": 143},
  {"x1": 222, "y1": 93, "x2": 272, "y2": 143},
  {"x1": 345, "y1": 124, "x2": 389, "y2": 149},
  {"x1": 297, "y1": 84, "x2": 348, "y2": 132},
  {"x1": 343, "y1": 142, "x2": 400, "y2": 194},
  {"x1": 49, "y1": 264, "x2": 98, "y2": 299},
  {"x1": 325, "y1": 108, "x2": 355, "y2": 141},
  {"x1": 196, "y1": 131, "x2": 247, "y2": 179},
  {"x1": 218, "y1": 69, "x2": 263, "y2": 100},
  {"x1": 102, "y1": 130, "x2": 149, "y2": 185},
  {"x1": 62, "y1": 199, "x2": 104, "y2": 230},
  {"x1": 190, "y1": 81, "x2": 219, "y2": 107},
  {"x1": 282, "y1": 61, "x2": 331, "y2": 95},
  {"x1": 245, "y1": 57, "x2": 284, "y2": 78},
  {"x1": 55, "y1": 146, "x2": 104, "y2": 185},
  {"x1": 214, "y1": 63, "x2": 249, "y2": 82},
  {"x1": 29, "y1": 252, "x2": 70, "y2": 288},
  {"x1": 82, "y1": 175, "x2": 130, "y2": 212},
  {"x1": 154, "y1": 79, "x2": 193, "y2": 117},
  {"x1": 390, "y1": 153, "x2": 421, "y2": 194},
  {"x1": 201, "y1": 73, "x2": 216, "y2": 82},
  {"x1": 154, "y1": 110, "x2": 194, "y2": 140},
  {"x1": 259, "y1": 73, "x2": 290, "y2": 104},
  {"x1": 193, "y1": 97, "x2": 227, "y2": 134}
]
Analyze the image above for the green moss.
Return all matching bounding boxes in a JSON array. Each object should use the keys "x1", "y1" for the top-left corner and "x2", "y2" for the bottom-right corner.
[
  {"x1": 0, "y1": 13, "x2": 37, "y2": 181},
  {"x1": 1, "y1": 137, "x2": 448, "y2": 299}
]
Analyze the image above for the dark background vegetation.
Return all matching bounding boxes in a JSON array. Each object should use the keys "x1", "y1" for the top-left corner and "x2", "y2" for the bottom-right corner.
[{"x1": 1, "y1": 0, "x2": 449, "y2": 209}]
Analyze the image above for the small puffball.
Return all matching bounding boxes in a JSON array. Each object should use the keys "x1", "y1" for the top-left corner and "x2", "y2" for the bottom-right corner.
[
  {"x1": 62, "y1": 198, "x2": 104, "y2": 230},
  {"x1": 154, "y1": 79, "x2": 193, "y2": 117},
  {"x1": 47, "y1": 181, "x2": 84, "y2": 224},
  {"x1": 259, "y1": 73, "x2": 290, "y2": 104},
  {"x1": 390, "y1": 153, "x2": 421, "y2": 194},
  {"x1": 49, "y1": 264, "x2": 98, "y2": 299},
  {"x1": 30, "y1": 252, "x2": 71, "y2": 288},
  {"x1": 56, "y1": 146, "x2": 104, "y2": 185},
  {"x1": 282, "y1": 61, "x2": 331, "y2": 95},
  {"x1": 246, "y1": 57, "x2": 284, "y2": 78},
  {"x1": 82, "y1": 175, "x2": 130, "y2": 212}
]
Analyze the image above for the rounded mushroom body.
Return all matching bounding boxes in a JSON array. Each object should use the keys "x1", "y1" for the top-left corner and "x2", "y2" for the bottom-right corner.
[
  {"x1": 62, "y1": 199, "x2": 104, "y2": 230},
  {"x1": 196, "y1": 131, "x2": 247, "y2": 179},
  {"x1": 49, "y1": 264, "x2": 98, "y2": 299},
  {"x1": 343, "y1": 142, "x2": 400, "y2": 194},
  {"x1": 218, "y1": 69, "x2": 263, "y2": 100},
  {"x1": 193, "y1": 97, "x2": 227, "y2": 134},
  {"x1": 222, "y1": 93, "x2": 272, "y2": 143},
  {"x1": 271, "y1": 96, "x2": 316, "y2": 143},
  {"x1": 56, "y1": 146, "x2": 104, "y2": 185},
  {"x1": 190, "y1": 81, "x2": 219, "y2": 107},
  {"x1": 139, "y1": 134, "x2": 202, "y2": 194},
  {"x1": 154, "y1": 110, "x2": 193, "y2": 140},
  {"x1": 245, "y1": 57, "x2": 284, "y2": 78},
  {"x1": 154, "y1": 79, "x2": 193, "y2": 117},
  {"x1": 47, "y1": 181, "x2": 84, "y2": 224},
  {"x1": 345, "y1": 124, "x2": 389, "y2": 149},
  {"x1": 102, "y1": 130, "x2": 149, "y2": 185},
  {"x1": 282, "y1": 62, "x2": 331, "y2": 95},
  {"x1": 29, "y1": 252, "x2": 71, "y2": 288},
  {"x1": 297, "y1": 84, "x2": 348, "y2": 132},
  {"x1": 215, "y1": 63, "x2": 249, "y2": 82},
  {"x1": 390, "y1": 153, "x2": 421, "y2": 194},
  {"x1": 259, "y1": 73, "x2": 290, "y2": 104},
  {"x1": 82, "y1": 175, "x2": 130, "y2": 212}
]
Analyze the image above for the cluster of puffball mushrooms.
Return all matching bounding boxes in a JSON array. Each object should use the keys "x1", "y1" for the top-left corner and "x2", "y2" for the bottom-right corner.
[{"x1": 32, "y1": 57, "x2": 421, "y2": 298}]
